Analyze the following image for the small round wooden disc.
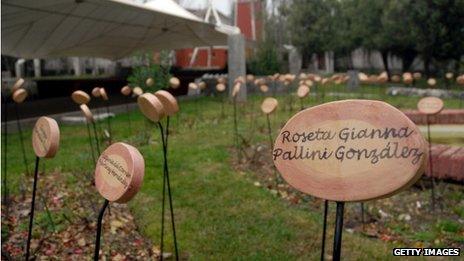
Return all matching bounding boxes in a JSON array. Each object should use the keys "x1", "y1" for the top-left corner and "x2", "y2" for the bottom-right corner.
[
  {"x1": 12, "y1": 78, "x2": 25, "y2": 92},
  {"x1": 170, "y1": 77, "x2": 180, "y2": 89},
  {"x1": 232, "y1": 82, "x2": 241, "y2": 97},
  {"x1": 297, "y1": 85, "x2": 310, "y2": 98},
  {"x1": 99, "y1": 88, "x2": 108, "y2": 100},
  {"x1": 246, "y1": 74, "x2": 255, "y2": 82},
  {"x1": 12, "y1": 88, "x2": 28, "y2": 103},
  {"x1": 417, "y1": 97, "x2": 444, "y2": 115},
  {"x1": 95, "y1": 142, "x2": 145, "y2": 203},
  {"x1": 71, "y1": 90, "x2": 90, "y2": 105},
  {"x1": 121, "y1": 86, "x2": 132, "y2": 96},
  {"x1": 427, "y1": 78, "x2": 437, "y2": 87},
  {"x1": 216, "y1": 83, "x2": 226, "y2": 92},
  {"x1": 217, "y1": 77, "x2": 226, "y2": 84},
  {"x1": 188, "y1": 82, "x2": 198, "y2": 90},
  {"x1": 154, "y1": 90, "x2": 179, "y2": 116},
  {"x1": 133, "y1": 87, "x2": 143, "y2": 96},
  {"x1": 456, "y1": 75, "x2": 464, "y2": 85},
  {"x1": 260, "y1": 85, "x2": 269, "y2": 93},
  {"x1": 32, "y1": 116, "x2": 60, "y2": 158},
  {"x1": 445, "y1": 72, "x2": 453, "y2": 79},
  {"x1": 261, "y1": 97, "x2": 278, "y2": 114},
  {"x1": 137, "y1": 93, "x2": 165, "y2": 122},
  {"x1": 198, "y1": 81, "x2": 207, "y2": 90},
  {"x1": 413, "y1": 72, "x2": 422, "y2": 80},
  {"x1": 92, "y1": 87, "x2": 101, "y2": 97},
  {"x1": 80, "y1": 104, "x2": 94, "y2": 122},
  {"x1": 273, "y1": 100, "x2": 427, "y2": 202},
  {"x1": 146, "y1": 78, "x2": 154, "y2": 87}
]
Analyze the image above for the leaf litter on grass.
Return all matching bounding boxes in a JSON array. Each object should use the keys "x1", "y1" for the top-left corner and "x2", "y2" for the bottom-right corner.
[{"x1": 1, "y1": 170, "x2": 158, "y2": 260}]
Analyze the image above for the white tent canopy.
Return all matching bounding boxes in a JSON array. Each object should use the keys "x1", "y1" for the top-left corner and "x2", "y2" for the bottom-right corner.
[{"x1": 1, "y1": 0, "x2": 230, "y2": 59}]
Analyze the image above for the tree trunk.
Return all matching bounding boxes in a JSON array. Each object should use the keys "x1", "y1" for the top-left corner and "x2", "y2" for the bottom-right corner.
[
  {"x1": 401, "y1": 49, "x2": 417, "y2": 72},
  {"x1": 381, "y1": 51, "x2": 390, "y2": 77},
  {"x1": 424, "y1": 56, "x2": 431, "y2": 77}
]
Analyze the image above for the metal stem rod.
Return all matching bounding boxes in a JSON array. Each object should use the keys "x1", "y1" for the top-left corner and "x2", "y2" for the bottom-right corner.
[
  {"x1": 105, "y1": 101, "x2": 112, "y2": 143},
  {"x1": 426, "y1": 115, "x2": 435, "y2": 211},
  {"x1": 15, "y1": 103, "x2": 29, "y2": 175},
  {"x1": 125, "y1": 97, "x2": 132, "y2": 135},
  {"x1": 2, "y1": 94, "x2": 9, "y2": 207},
  {"x1": 86, "y1": 121, "x2": 96, "y2": 165},
  {"x1": 91, "y1": 121, "x2": 101, "y2": 155},
  {"x1": 158, "y1": 120, "x2": 179, "y2": 260},
  {"x1": 332, "y1": 202, "x2": 345, "y2": 261},
  {"x1": 25, "y1": 156, "x2": 40, "y2": 261},
  {"x1": 94, "y1": 199, "x2": 109, "y2": 261},
  {"x1": 320, "y1": 200, "x2": 329, "y2": 261},
  {"x1": 233, "y1": 99, "x2": 240, "y2": 161}
]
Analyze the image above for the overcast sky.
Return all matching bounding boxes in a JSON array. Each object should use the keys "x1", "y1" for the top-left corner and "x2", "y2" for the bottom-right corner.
[{"x1": 179, "y1": 0, "x2": 233, "y2": 15}]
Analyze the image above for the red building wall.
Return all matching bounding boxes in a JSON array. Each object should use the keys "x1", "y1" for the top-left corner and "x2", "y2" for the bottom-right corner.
[{"x1": 175, "y1": 0, "x2": 262, "y2": 70}]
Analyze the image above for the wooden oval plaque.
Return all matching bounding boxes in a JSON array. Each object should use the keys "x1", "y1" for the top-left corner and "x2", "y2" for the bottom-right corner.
[
  {"x1": 12, "y1": 78, "x2": 25, "y2": 92},
  {"x1": 95, "y1": 142, "x2": 145, "y2": 203},
  {"x1": 154, "y1": 90, "x2": 179, "y2": 116},
  {"x1": 297, "y1": 85, "x2": 310, "y2": 98},
  {"x1": 188, "y1": 82, "x2": 198, "y2": 90},
  {"x1": 273, "y1": 100, "x2": 427, "y2": 202},
  {"x1": 146, "y1": 77, "x2": 154, "y2": 87},
  {"x1": 80, "y1": 104, "x2": 94, "y2": 123},
  {"x1": 71, "y1": 90, "x2": 90, "y2": 105},
  {"x1": 259, "y1": 84, "x2": 269, "y2": 93},
  {"x1": 92, "y1": 87, "x2": 101, "y2": 97},
  {"x1": 427, "y1": 78, "x2": 436, "y2": 87},
  {"x1": 198, "y1": 81, "x2": 207, "y2": 90},
  {"x1": 232, "y1": 82, "x2": 241, "y2": 98},
  {"x1": 133, "y1": 87, "x2": 143, "y2": 96},
  {"x1": 99, "y1": 88, "x2": 109, "y2": 100},
  {"x1": 121, "y1": 86, "x2": 132, "y2": 96},
  {"x1": 12, "y1": 88, "x2": 28, "y2": 103},
  {"x1": 32, "y1": 117, "x2": 60, "y2": 158},
  {"x1": 417, "y1": 97, "x2": 444, "y2": 115},
  {"x1": 137, "y1": 93, "x2": 165, "y2": 122},
  {"x1": 216, "y1": 83, "x2": 226, "y2": 92},
  {"x1": 261, "y1": 98, "x2": 278, "y2": 114},
  {"x1": 170, "y1": 77, "x2": 180, "y2": 89}
]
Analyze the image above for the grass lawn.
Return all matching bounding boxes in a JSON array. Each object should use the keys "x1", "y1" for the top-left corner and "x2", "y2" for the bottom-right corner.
[{"x1": 2, "y1": 84, "x2": 463, "y2": 259}]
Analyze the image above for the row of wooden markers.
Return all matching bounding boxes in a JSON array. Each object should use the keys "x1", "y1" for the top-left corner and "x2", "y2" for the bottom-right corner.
[
  {"x1": 228, "y1": 74, "x2": 447, "y2": 260},
  {"x1": 6, "y1": 74, "x2": 451, "y2": 260},
  {"x1": 18, "y1": 77, "x2": 183, "y2": 260}
]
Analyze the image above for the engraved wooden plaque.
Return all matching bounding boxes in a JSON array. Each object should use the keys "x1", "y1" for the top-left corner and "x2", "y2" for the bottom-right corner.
[
  {"x1": 99, "y1": 88, "x2": 108, "y2": 101},
  {"x1": 261, "y1": 98, "x2": 278, "y2": 114},
  {"x1": 146, "y1": 78, "x2": 154, "y2": 87},
  {"x1": 259, "y1": 85, "x2": 269, "y2": 93},
  {"x1": 95, "y1": 142, "x2": 145, "y2": 203},
  {"x1": 417, "y1": 97, "x2": 444, "y2": 115},
  {"x1": 216, "y1": 83, "x2": 226, "y2": 92},
  {"x1": 80, "y1": 104, "x2": 94, "y2": 123},
  {"x1": 12, "y1": 78, "x2": 25, "y2": 92},
  {"x1": 121, "y1": 86, "x2": 132, "y2": 96},
  {"x1": 32, "y1": 117, "x2": 60, "y2": 158},
  {"x1": 92, "y1": 87, "x2": 101, "y2": 97},
  {"x1": 297, "y1": 85, "x2": 310, "y2": 98},
  {"x1": 71, "y1": 90, "x2": 90, "y2": 105},
  {"x1": 12, "y1": 88, "x2": 28, "y2": 103},
  {"x1": 273, "y1": 100, "x2": 427, "y2": 202},
  {"x1": 154, "y1": 90, "x2": 179, "y2": 116},
  {"x1": 137, "y1": 93, "x2": 165, "y2": 122},
  {"x1": 232, "y1": 82, "x2": 241, "y2": 98},
  {"x1": 170, "y1": 77, "x2": 180, "y2": 89},
  {"x1": 133, "y1": 87, "x2": 143, "y2": 96}
]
